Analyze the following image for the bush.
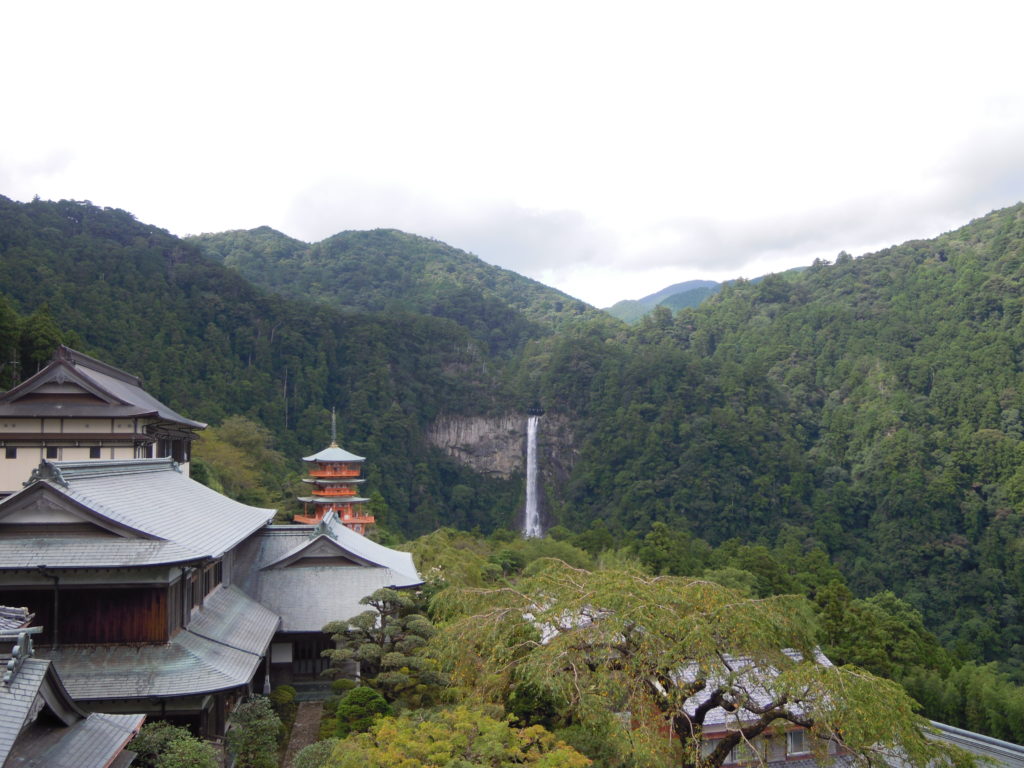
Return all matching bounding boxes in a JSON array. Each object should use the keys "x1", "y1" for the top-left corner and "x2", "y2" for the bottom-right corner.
[
  {"x1": 331, "y1": 678, "x2": 357, "y2": 695},
  {"x1": 334, "y1": 686, "x2": 391, "y2": 738},
  {"x1": 269, "y1": 684, "x2": 298, "y2": 727},
  {"x1": 292, "y1": 738, "x2": 339, "y2": 768},
  {"x1": 128, "y1": 721, "x2": 218, "y2": 768}
]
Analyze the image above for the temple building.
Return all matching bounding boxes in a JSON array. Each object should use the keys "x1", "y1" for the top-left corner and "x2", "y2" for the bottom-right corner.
[
  {"x1": 0, "y1": 346, "x2": 205, "y2": 498},
  {"x1": 295, "y1": 425, "x2": 375, "y2": 533}
]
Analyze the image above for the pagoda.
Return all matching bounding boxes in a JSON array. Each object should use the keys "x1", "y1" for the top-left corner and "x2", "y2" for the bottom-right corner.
[{"x1": 295, "y1": 414, "x2": 375, "y2": 533}]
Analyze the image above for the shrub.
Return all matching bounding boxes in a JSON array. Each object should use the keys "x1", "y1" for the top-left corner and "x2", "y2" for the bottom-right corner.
[
  {"x1": 334, "y1": 686, "x2": 391, "y2": 738},
  {"x1": 291, "y1": 738, "x2": 340, "y2": 768}
]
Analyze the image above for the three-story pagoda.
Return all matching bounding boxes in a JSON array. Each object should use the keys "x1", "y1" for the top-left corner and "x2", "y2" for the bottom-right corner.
[{"x1": 295, "y1": 438, "x2": 375, "y2": 532}]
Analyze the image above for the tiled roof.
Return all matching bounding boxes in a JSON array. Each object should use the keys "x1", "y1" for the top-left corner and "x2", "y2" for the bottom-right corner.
[
  {"x1": 0, "y1": 346, "x2": 205, "y2": 429},
  {"x1": 930, "y1": 721, "x2": 1024, "y2": 768},
  {"x1": 0, "y1": 658, "x2": 52, "y2": 765},
  {"x1": 11, "y1": 712, "x2": 145, "y2": 768},
  {"x1": 0, "y1": 537, "x2": 198, "y2": 569},
  {"x1": 42, "y1": 458, "x2": 275, "y2": 559},
  {"x1": 42, "y1": 586, "x2": 279, "y2": 700},
  {"x1": 231, "y1": 515, "x2": 422, "y2": 632},
  {"x1": 0, "y1": 606, "x2": 31, "y2": 632}
]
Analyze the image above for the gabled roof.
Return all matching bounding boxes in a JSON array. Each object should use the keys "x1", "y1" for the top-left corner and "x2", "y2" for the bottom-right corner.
[
  {"x1": 0, "y1": 459, "x2": 275, "y2": 565},
  {"x1": 42, "y1": 586, "x2": 279, "y2": 700},
  {"x1": 0, "y1": 652, "x2": 144, "y2": 768},
  {"x1": 0, "y1": 346, "x2": 206, "y2": 429},
  {"x1": 232, "y1": 512, "x2": 422, "y2": 632},
  {"x1": 302, "y1": 443, "x2": 364, "y2": 463}
]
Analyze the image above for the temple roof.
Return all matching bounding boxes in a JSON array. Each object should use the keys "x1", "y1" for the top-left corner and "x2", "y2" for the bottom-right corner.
[
  {"x1": 0, "y1": 345, "x2": 206, "y2": 429},
  {"x1": 302, "y1": 443, "x2": 364, "y2": 463},
  {"x1": 0, "y1": 627, "x2": 144, "y2": 768},
  {"x1": 41, "y1": 586, "x2": 279, "y2": 700},
  {"x1": 0, "y1": 459, "x2": 275, "y2": 566},
  {"x1": 232, "y1": 512, "x2": 421, "y2": 632}
]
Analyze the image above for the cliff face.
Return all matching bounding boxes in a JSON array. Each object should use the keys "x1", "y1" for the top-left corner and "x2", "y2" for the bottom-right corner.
[{"x1": 426, "y1": 413, "x2": 576, "y2": 484}]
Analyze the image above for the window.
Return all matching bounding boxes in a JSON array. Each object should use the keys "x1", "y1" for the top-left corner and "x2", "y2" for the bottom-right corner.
[
  {"x1": 46, "y1": 446, "x2": 58, "y2": 459},
  {"x1": 787, "y1": 730, "x2": 809, "y2": 756},
  {"x1": 4, "y1": 447, "x2": 15, "y2": 459},
  {"x1": 89, "y1": 446, "x2": 101, "y2": 459}
]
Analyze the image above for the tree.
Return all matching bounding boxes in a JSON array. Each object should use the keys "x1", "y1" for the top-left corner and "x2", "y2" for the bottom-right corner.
[
  {"x1": 322, "y1": 588, "x2": 448, "y2": 707},
  {"x1": 325, "y1": 705, "x2": 590, "y2": 768},
  {"x1": 225, "y1": 696, "x2": 283, "y2": 768},
  {"x1": 431, "y1": 559, "x2": 972, "y2": 768}
]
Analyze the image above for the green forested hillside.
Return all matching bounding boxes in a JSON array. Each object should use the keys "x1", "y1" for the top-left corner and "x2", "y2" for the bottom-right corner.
[
  {"x1": 0, "y1": 196, "x2": 522, "y2": 533},
  {"x1": 535, "y1": 204, "x2": 1024, "y2": 670},
  {"x1": 188, "y1": 226, "x2": 603, "y2": 355},
  {"x1": 4, "y1": 194, "x2": 1024, "y2": 693}
]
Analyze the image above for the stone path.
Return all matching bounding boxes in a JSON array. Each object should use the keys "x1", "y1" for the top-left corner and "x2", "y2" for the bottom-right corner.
[{"x1": 281, "y1": 701, "x2": 324, "y2": 768}]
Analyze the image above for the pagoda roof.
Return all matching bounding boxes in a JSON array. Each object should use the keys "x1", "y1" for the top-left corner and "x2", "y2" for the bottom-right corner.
[
  {"x1": 0, "y1": 346, "x2": 206, "y2": 429},
  {"x1": 302, "y1": 477, "x2": 365, "y2": 485},
  {"x1": 302, "y1": 443, "x2": 365, "y2": 463},
  {"x1": 297, "y1": 495, "x2": 369, "y2": 504},
  {"x1": 0, "y1": 459, "x2": 276, "y2": 567}
]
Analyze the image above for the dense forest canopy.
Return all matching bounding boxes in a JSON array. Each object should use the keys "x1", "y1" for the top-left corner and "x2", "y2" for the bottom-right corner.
[{"x1": 3, "y1": 195, "x2": 1024, "y2": 725}]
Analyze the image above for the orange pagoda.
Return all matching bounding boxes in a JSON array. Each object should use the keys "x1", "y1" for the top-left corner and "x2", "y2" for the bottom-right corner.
[{"x1": 294, "y1": 417, "x2": 375, "y2": 533}]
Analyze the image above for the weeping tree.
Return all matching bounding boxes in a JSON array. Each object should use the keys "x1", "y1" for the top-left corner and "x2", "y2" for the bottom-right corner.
[{"x1": 430, "y1": 559, "x2": 973, "y2": 768}]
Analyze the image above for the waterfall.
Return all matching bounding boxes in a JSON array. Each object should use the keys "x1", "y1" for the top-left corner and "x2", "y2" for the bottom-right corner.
[{"x1": 523, "y1": 414, "x2": 542, "y2": 538}]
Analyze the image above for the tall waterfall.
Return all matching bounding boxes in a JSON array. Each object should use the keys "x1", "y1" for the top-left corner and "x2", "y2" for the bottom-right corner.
[{"x1": 523, "y1": 414, "x2": 543, "y2": 538}]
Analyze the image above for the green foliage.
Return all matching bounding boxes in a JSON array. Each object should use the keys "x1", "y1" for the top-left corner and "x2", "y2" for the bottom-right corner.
[
  {"x1": 225, "y1": 696, "x2": 283, "y2": 768},
  {"x1": 292, "y1": 738, "x2": 340, "y2": 768},
  {"x1": 193, "y1": 415, "x2": 294, "y2": 508},
  {"x1": 334, "y1": 686, "x2": 391, "y2": 738},
  {"x1": 324, "y1": 705, "x2": 590, "y2": 768},
  {"x1": 128, "y1": 721, "x2": 217, "y2": 768},
  {"x1": 322, "y1": 588, "x2": 448, "y2": 708},
  {"x1": 431, "y1": 559, "x2": 969, "y2": 768}
]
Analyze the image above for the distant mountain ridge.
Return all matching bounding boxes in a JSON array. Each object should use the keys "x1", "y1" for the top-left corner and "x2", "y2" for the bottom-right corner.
[{"x1": 188, "y1": 227, "x2": 608, "y2": 354}]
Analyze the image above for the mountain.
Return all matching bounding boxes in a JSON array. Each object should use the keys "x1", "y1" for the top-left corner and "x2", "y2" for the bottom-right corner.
[
  {"x1": 187, "y1": 227, "x2": 607, "y2": 355},
  {"x1": 604, "y1": 279, "x2": 719, "y2": 322},
  {"x1": 0, "y1": 196, "x2": 524, "y2": 534}
]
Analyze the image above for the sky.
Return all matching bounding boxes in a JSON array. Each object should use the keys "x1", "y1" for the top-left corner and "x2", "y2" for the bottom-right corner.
[{"x1": 3, "y1": 2, "x2": 1024, "y2": 308}]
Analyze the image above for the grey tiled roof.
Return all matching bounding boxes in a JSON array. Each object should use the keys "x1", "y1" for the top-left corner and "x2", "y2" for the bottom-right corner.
[
  {"x1": 0, "y1": 658, "x2": 52, "y2": 765},
  {"x1": 930, "y1": 721, "x2": 1024, "y2": 768},
  {"x1": 0, "y1": 346, "x2": 205, "y2": 429},
  {"x1": 11, "y1": 712, "x2": 145, "y2": 768},
  {"x1": 42, "y1": 586, "x2": 279, "y2": 700},
  {"x1": 0, "y1": 537, "x2": 198, "y2": 569},
  {"x1": 231, "y1": 515, "x2": 422, "y2": 632},
  {"x1": 0, "y1": 605, "x2": 31, "y2": 631},
  {"x1": 47, "y1": 459, "x2": 276, "y2": 558},
  {"x1": 255, "y1": 566, "x2": 421, "y2": 632}
]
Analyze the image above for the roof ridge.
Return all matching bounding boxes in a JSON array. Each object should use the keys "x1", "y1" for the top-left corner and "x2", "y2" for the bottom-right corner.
[{"x1": 55, "y1": 345, "x2": 141, "y2": 387}]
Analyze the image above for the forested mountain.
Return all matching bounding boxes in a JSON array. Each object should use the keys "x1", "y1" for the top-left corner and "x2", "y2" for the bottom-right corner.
[
  {"x1": 188, "y1": 226, "x2": 603, "y2": 355},
  {"x1": 530, "y1": 204, "x2": 1024, "y2": 670},
  {"x1": 3, "y1": 194, "x2": 1024, "y2": 690},
  {"x1": 604, "y1": 279, "x2": 720, "y2": 322},
  {"x1": 0, "y1": 196, "x2": 523, "y2": 533}
]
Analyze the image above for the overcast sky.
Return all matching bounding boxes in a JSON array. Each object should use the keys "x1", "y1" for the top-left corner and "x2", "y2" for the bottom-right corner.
[{"x1": 3, "y1": 2, "x2": 1024, "y2": 307}]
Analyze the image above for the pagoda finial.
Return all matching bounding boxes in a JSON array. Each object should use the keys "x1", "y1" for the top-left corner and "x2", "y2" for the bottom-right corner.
[{"x1": 330, "y1": 408, "x2": 338, "y2": 448}]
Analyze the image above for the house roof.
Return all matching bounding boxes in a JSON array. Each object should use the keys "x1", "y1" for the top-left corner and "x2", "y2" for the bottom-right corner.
[
  {"x1": 0, "y1": 648, "x2": 144, "y2": 768},
  {"x1": 930, "y1": 721, "x2": 1024, "y2": 768},
  {"x1": 0, "y1": 346, "x2": 206, "y2": 429},
  {"x1": 0, "y1": 459, "x2": 276, "y2": 565},
  {"x1": 232, "y1": 512, "x2": 421, "y2": 632},
  {"x1": 41, "y1": 586, "x2": 279, "y2": 700},
  {"x1": 302, "y1": 444, "x2": 364, "y2": 463}
]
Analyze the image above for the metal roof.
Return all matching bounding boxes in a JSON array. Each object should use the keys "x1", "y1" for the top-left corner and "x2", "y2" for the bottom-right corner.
[
  {"x1": 41, "y1": 586, "x2": 279, "y2": 700},
  {"x1": 930, "y1": 721, "x2": 1024, "y2": 768},
  {"x1": 0, "y1": 537, "x2": 199, "y2": 569},
  {"x1": 302, "y1": 444, "x2": 365, "y2": 463}
]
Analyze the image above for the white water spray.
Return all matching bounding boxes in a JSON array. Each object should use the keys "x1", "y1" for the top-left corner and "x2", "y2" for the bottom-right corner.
[{"x1": 523, "y1": 414, "x2": 542, "y2": 538}]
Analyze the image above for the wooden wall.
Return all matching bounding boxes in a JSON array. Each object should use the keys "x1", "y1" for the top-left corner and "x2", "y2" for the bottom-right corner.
[{"x1": 0, "y1": 585, "x2": 168, "y2": 644}]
